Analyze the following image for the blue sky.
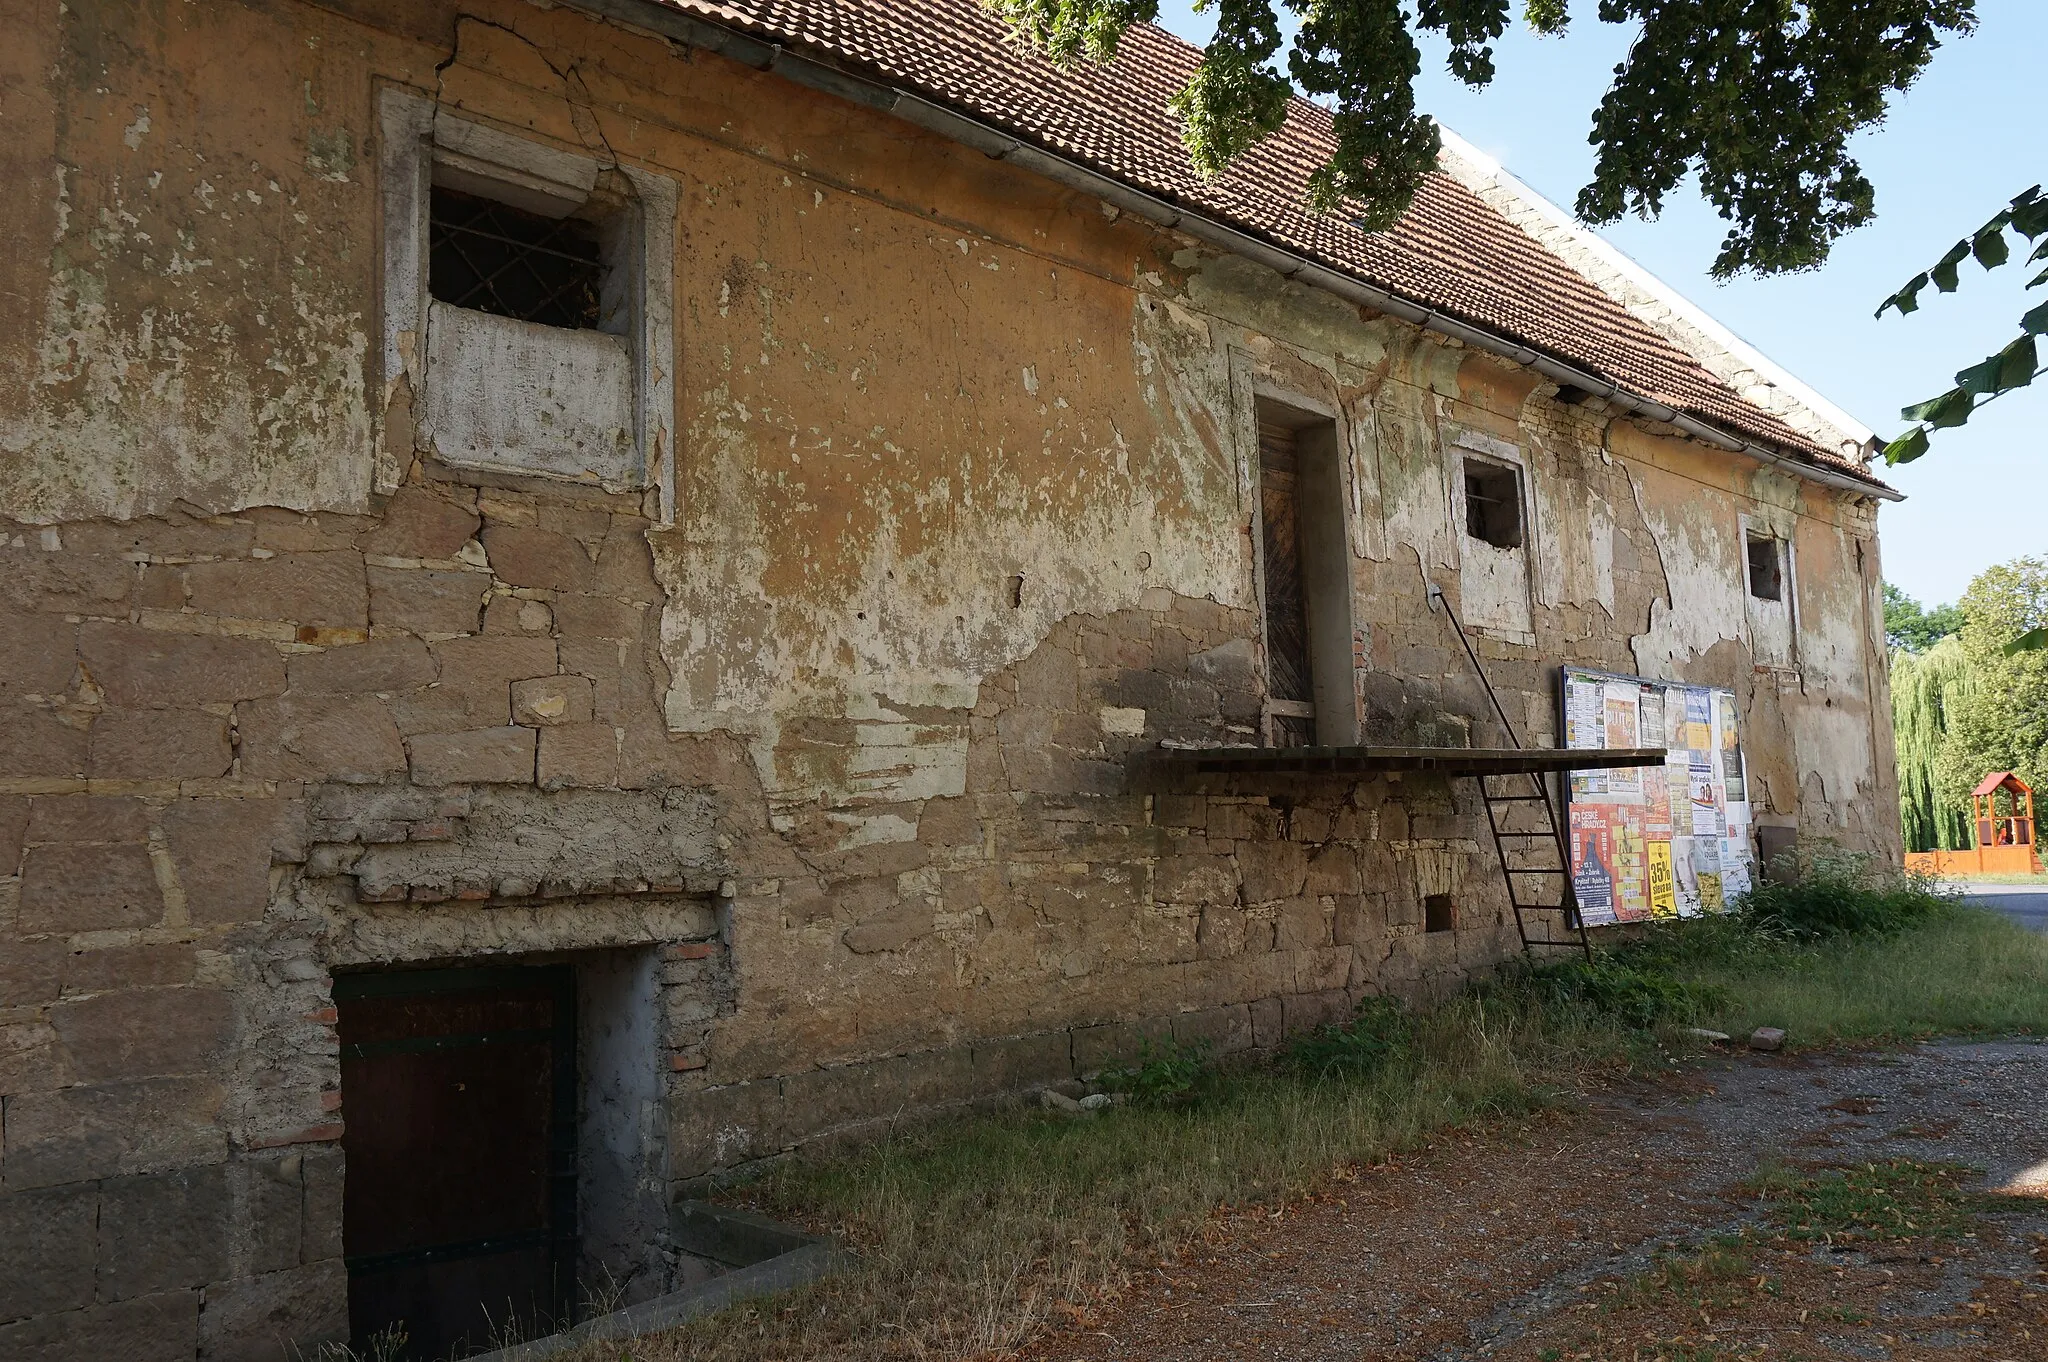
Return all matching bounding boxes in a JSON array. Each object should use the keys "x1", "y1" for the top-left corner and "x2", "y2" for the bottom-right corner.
[{"x1": 1149, "y1": 1, "x2": 2041, "y2": 609}]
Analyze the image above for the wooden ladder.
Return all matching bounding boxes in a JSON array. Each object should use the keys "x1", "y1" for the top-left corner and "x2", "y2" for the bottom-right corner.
[{"x1": 1427, "y1": 584, "x2": 1592, "y2": 960}]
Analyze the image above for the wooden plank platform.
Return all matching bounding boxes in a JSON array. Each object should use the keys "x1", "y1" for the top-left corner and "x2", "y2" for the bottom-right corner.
[{"x1": 1148, "y1": 745, "x2": 1668, "y2": 778}]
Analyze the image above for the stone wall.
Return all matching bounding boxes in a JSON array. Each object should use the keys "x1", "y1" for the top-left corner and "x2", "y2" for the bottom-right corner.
[{"x1": 0, "y1": 0, "x2": 1898, "y2": 1356}]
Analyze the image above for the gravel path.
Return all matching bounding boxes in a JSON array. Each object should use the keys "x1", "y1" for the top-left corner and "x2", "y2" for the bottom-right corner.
[{"x1": 1024, "y1": 1042, "x2": 2048, "y2": 1361}]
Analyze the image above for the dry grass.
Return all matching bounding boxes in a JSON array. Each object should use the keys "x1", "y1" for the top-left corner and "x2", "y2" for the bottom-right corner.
[{"x1": 558, "y1": 908, "x2": 2046, "y2": 1362}]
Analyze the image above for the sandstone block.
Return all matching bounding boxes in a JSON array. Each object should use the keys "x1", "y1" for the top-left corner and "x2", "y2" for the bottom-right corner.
[
  {"x1": 1071, "y1": 1017, "x2": 1173, "y2": 1074},
  {"x1": 841, "y1": 907, "x2": 934, "y2": 955},
  {"x1": 1172, "y1": 1003, "x2": 1255, "y2": 1056},
  {"x1": 480, "y1": 524, "x2": 590, "y2": 589},
  {"x1": 1154, "y1": 854, "x2": 1238, "y2": 906},
  {"x1": 408, "y1": 727, "x2": 536, "y2": 786},
  {"x1": 592, "y1": 519, "x2": 661, "y2": 600},
  {"x1": 161, "y1": 800, "x2": 280, "y2": 924},
  {"x1": 0, "y1": 1289, "x2": 198, "y2": 1362},
  {"x1": 0, "y1": 1077, "x2": 226, "y2": 1189},
  {"x1": 185, "y1": 553, "x2": 367, "y2": 628},
  {"x1": 196, "y1": 1261, "x2": 350, "y2": 1362},
  {"x1": 482, "y1": 595, "x2": 555, "y2": 635},
  {"x1": 1276, "y1": 897, "x2": 1332, "y2": 951},
  {"x1": 551, "y1": 593, "x2": 644, "y2": 640},
  {"x1": 78, "y1": 624, "x2": 284, "y2": 708},
  {"x1": 970, "y1": 1031, "x2": 1074, "y2": 1091},
  {"x1": 537, "y1": 723, "x2": 619, "y2": 790},
  {"x1": 300, "y1": 1149, "x2": 345, "y2": 1264},
  {"x1": 0, "y1": 795, "x2": 26, "y2": 871},
  {"x1": 558, "y1": 637, "x2": 632, "y2": 722},
  {"x1": 429, "y1": 635, "x2": 558, "y2": 725},
  {"x1": 0, "y1": 939, "x2": 67, "y2": 1007},
  {"x1": 89, "y1": 709, "x2": 232, "y2": 779},
  {"x1": 667, "y1": 1079, "x2": 788, "y2": 1179},
  {"x1": 1195, "y1": 903, "x2": 1247, "y2": 959},
  {"x1": 0, "y1": 548, "x2": 133, "y2": 615},
  {"x1": 363, "y1": 487, "x2": 480, "y2": 560},
  {"x1": 236, "y1": 695, "x2": 407, "y2": 782},
  {"x1": 511, "y1": 674, "x2": 595, "y2": 726},
  {"x1": 0, "y1": 707, "x2": 88, "y2": 779},
  {"x1": 0, "y1": 613, "x2": 77, "y2": 700},
  {"x1": 97, "y1": 1164, "x2": 229, "y2": 1300},
  {"x1": 20, "y1": 843, "x2": 162, "y2": 934},
  {"x1": 52, "y1": 987, "x2": 234, "y2": 1082},
  {"x1": 0, "y1": 1182, "x2": 99, "y2": 1321},
  {"x1": 62, "y1": 944, "x2": 198, "y2": 993},
  {"x1": 287, "y1": 638, "x2": 434, "y2": 695},
  {"x1": 1014, "y1": 643, "x2": 1080, "y2": 711},
  {"x1": 1305, "y1": 843, "x2": 1363, "y2": 896},
  {"x1": 367, "y1": 566, "x2": 490, "y2": 636},
  {"x1": 26, "y1": 795, "x2": 149, "y2": 844}
]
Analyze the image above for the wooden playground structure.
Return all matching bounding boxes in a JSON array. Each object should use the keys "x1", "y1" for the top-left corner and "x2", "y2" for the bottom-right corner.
[{"x1": 1904, "y1": 771, "x2": 2044, "y2": 877}]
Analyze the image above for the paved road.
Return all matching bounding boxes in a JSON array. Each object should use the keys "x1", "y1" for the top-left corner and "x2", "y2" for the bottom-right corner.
[{"x1": 1952, "y1": 880, "x2": 2048, "y2": 931}]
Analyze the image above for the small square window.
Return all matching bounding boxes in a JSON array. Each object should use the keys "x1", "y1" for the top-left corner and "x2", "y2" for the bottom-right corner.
[
  {"x1": 430, "y1": 187, "x2": 604, "y2": 331},
  {"x1": 1424, "y1": 894, "x2": 1458, "y2": 933},
  {"x1": 1746, "y1": 535, "x2": 1783, "y2": 602},
  {"x1": 1463, "y1": 460, "x2": 1522, "y2": 549}
]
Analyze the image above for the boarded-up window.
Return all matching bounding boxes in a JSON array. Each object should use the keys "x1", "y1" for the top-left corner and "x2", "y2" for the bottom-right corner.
[{"x1": 1259, "y1": 420, "x2": 1316, "y2": 746}]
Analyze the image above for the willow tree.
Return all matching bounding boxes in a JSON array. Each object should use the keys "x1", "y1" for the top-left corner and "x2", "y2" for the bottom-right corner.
[{"x1": 1892, "y1": 636, "x2": 1972, "y2": 852}]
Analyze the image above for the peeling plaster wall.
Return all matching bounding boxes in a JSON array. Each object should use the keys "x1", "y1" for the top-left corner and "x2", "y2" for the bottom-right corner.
[{"x1": 0, "y1": 2, "x2": 1899, "y2": 1357}]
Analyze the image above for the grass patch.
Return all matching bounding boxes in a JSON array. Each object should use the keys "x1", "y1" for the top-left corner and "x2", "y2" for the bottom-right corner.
[
  {"x1": 1615, "y1": 1233, "x2": 1767, "y2": 1312},
  {"x1": 1748, "y1": 1158, "x2": 1987, "y2": 1244},
  {"x1": 586, "y1": 859, "x2": 2045, "y2": 1362}
]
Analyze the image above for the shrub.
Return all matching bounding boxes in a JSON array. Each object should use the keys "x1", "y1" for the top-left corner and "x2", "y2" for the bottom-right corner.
[
  {"x1": 1738, "y1": 847, "x2": 1955, "y2": 940},
  {"x1": 1285, "y1": 996, "x2": 1414, "y2": 1082},
  {"x1": 1099, "y1": 1039, "x2": 1210, "y2": 1104},
  {"x1": 1508, "y1": 952, "x2": 1726, "y2": 1030}
]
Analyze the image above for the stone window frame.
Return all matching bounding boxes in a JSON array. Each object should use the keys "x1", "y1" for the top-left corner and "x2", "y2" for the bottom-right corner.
[
  {"x1": 1738, "y1": 512, "x2": 1800, "y2": 667},
  {"x1": 377, "y1": 86, "x2": 678, "y2": 520},
  {"x1": 1442, "y1": 425, "x2": 1540, "y2": 647}
]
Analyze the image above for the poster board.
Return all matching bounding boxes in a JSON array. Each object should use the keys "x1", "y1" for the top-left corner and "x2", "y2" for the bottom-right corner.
[{"x1": 1562, "y1": 668, "x2": 1755, "y2": 926}]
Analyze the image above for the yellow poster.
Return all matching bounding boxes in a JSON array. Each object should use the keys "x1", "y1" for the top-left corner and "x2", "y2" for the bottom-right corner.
[
  {"x1": 1648, "y1": 841, "x2": 1676, "y2": 917},
  {"x1": 1698, "y1": 872, "x2": 1725, "y2": 914}
]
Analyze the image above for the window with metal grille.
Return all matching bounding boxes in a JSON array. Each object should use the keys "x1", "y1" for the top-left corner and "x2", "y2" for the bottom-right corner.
[
  {"x1": 1746, "y1": 534, "x2": 1783, "y2": 601},
  {"x1": 1463, "y1": 459, "x2": 1523, "y2": 548},
  {"x1": 429, "y1": 186, "x2": 603, "y2": 331}
]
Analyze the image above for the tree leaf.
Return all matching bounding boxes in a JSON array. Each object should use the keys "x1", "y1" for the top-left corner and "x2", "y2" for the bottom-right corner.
[
  {"x1": 1877, "y1": 272, "x2": 1929, "y2": 318},
  {"x1": 2005, "y1": 627, "x2": 2048, "y2": 656},
  {"x1": 1973, "y1": 223, "x2": 2011, "y2": 269},
  {"x1": 1954, "y1": 337, "x2": 2035, "y2": 396},
  {"x1": 1882, "y1": 426, "x2": 1930, "y2": 466},
  {"x1": 2024, "y1": 299, "x2": 2048, "y2": 335},
  {"x1": 1902, "y1": 387, "x2": 1975, "y2": 428},
  {"x1": 1930, "y1": 241, "x2": 1971, "y2": 293}
]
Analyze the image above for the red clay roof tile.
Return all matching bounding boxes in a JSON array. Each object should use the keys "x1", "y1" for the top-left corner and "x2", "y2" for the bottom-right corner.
[{"x1": 658, "y1": 0, "x2": 1886, "y2": 488}]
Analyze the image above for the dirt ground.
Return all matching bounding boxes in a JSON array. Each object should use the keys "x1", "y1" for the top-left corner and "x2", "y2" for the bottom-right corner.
[{"x1": 1021, "y1": 1041, "x2": 2048, "y2": 1362}]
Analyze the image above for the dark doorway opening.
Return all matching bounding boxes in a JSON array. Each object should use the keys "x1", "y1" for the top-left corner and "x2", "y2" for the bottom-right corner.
[
  {"x1": 1254, "y1": 398, "x2": 1358, "y2": 748},
  {"x1": 336, "y1": 964, "x2": 579, "y2": 1360}
]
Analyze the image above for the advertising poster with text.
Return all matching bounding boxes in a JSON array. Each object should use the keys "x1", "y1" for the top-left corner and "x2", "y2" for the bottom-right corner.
[{"x1": 1563, "y1": 669, "x2": 1755, "y2": 926}]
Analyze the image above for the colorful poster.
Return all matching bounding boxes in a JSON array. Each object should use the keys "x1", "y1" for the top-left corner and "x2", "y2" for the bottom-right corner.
[
  {"x1": 1647, "y1": 839, "x2": 1676, "y2": 918},
  {"x1": 1562, "y1": 668, "x2": 1755, "y2": 924},
  {"x1": 1570, "y1": 805, "x2": 1618, "y2": 926}
]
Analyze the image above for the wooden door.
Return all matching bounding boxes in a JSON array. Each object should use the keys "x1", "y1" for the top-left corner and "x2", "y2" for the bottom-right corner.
[
  {"x1": 336, "y1": 965, "x2": 578, "y2": 1360},
  {"x1": 1259, "y1": 420, "x2": 1315, "y2": 746}
]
